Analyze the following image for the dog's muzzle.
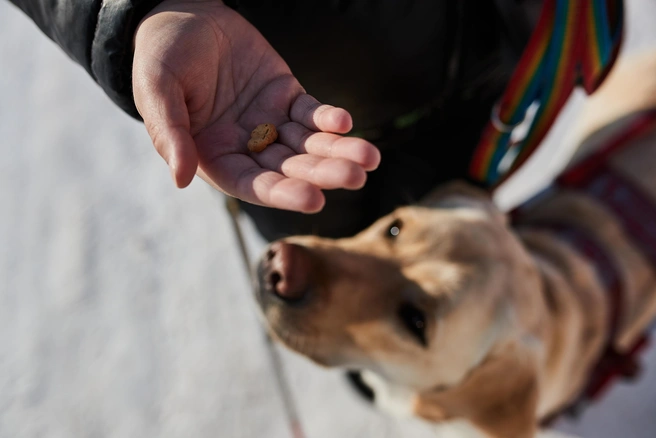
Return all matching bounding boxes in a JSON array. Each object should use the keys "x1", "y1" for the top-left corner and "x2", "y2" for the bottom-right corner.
[{"x1": 256, "y1": 241, "x2": 314, "y2": 306}]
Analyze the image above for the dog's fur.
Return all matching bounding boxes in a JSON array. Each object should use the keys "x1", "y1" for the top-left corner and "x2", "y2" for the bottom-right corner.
[{"x1": 254, "y1": 51, "x2": 656, "y2": 438}]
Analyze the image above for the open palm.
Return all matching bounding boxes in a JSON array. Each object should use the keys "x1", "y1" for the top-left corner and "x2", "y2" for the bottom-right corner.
[{"x1": 133, "y1": 0, "x2": 380, "y2": 213}]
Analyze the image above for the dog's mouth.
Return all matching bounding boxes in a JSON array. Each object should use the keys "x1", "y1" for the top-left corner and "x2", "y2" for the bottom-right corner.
[
  {"x1": 253, "y1": 268, "x2": 333, "y2": 363},
  {"x1": 253, "y1": 242, "x2": 349, "y2": 365}
]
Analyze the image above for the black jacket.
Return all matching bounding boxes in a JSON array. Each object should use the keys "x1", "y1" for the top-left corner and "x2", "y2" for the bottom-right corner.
[
  {"x1": 8, "y1": 0, "x2": 165, "y2": 119},
  {"x1": 7, "y1": 0, "x2": 537, "y2": 129}
]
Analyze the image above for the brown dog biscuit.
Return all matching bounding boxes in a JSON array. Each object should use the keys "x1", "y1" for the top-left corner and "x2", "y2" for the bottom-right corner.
[{"x1": 247, "y1": 123, "x2": 278, "y2": 153}]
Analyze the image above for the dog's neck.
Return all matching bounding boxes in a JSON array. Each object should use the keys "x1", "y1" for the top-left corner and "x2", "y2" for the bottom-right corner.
[
  {"x1": 518, "y1": 228, "x2": 608, "y2": 419},
  {"x1": 512, "y1": 186, "x2": 655, "y2": 418},
  {"x1": 506, "y1": 116, "x2": 656, "y2": 418}
]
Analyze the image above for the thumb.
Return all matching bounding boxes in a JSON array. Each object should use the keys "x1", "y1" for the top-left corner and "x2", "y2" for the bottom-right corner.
[{"x1": 133, "y1": 63, "x2": 199, "y2": 188}]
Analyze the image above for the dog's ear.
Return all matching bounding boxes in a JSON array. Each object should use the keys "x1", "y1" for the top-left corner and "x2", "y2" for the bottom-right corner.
[
  {"x1": 421, "y1": 180, "x2": 508, "y2": 226},
  {"x1": 414, "y1": 344, "x2": 538, "y2": 438}
]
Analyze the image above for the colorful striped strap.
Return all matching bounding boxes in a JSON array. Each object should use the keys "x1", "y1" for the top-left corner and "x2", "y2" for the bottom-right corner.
[{"x1": 469, "y1": 0, "x2": 624, "y2": 187}]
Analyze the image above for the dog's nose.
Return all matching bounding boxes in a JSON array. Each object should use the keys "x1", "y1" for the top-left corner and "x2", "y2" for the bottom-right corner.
[{"x1": 262, "y1": 242, "x2": 311, "y2": 302}]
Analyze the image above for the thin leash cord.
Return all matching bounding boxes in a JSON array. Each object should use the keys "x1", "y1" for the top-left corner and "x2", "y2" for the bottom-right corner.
[{"x1": 224, "y1": 196, "x2": 307, "y2": 438}]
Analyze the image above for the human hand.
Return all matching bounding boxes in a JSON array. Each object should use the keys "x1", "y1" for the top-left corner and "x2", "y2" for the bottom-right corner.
[{"x1": 132, "y1": 0, "x2": 380, "y2": 213}]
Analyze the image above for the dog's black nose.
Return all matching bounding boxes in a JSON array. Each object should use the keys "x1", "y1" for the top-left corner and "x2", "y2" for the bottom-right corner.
[{"x1": 261, "y1": 242, "x2": 311, "y2": 302}]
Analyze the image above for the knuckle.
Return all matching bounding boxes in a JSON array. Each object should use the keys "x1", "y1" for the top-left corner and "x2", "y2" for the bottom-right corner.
[
  {"x1": 299, "y1": 130, "x2": 315, "y2": 150},
  {"x1": 146, "y1": 122, "x2": 168, "y2": 159},
  {"x1": 310, "y1": 104, "x2": 329, "y2": 123},
  {"x1": 275, "y1": 152, "x2": 296, "y2": 174},
  {"x1": 292, "y1": 94, "x2": 322, "y2": 125}
]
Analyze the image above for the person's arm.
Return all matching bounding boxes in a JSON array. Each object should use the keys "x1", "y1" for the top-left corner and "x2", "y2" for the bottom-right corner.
[
  {"x1": 8, "y1": 0, "x2": 381, "y2": 213},
  {"x1": 8, "y1": 0, "x2": 164, "y2": 119}
]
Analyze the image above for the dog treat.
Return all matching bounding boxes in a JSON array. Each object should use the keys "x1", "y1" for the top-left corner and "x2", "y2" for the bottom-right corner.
[{"x1": 247, "y1": 123, "x2": 278, "y2": 153}]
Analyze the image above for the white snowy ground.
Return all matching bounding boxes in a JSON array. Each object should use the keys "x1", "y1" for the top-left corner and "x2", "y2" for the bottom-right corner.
[{"x1": 1, "y1": 1, "x2": 655, "y2": 437}]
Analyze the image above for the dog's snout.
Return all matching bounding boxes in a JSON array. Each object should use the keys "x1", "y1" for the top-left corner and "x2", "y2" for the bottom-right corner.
[{"x1": 262, "y1": 242, "x2": 311, "y2": 302}]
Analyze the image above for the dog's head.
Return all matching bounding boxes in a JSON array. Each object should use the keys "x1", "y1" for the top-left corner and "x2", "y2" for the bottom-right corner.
[{"x1": 255, "y1": 182, "x2": 542, "y2": 436}]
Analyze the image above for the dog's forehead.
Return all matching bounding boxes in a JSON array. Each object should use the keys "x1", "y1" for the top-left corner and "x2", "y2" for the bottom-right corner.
[
  {"x1": 375, "y1": 205, "x2": 504, "y2": 253},
  {"x1": 384, "y1": 203, "x2": 494, "y2": 228}
]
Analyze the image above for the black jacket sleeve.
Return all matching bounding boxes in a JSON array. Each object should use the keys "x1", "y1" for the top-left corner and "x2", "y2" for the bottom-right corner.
[{"x1": 8, "y1": 0, "x2": 165, "y2": 119}]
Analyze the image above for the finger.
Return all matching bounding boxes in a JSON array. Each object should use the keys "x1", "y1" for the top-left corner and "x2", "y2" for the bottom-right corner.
[
  {"x1": 199, "y1": 153, "x2": 325, "y2": 213},
  {"x1": 277, "y1": 122, "x2": 381, "y2": 171},
  {"x1": 290, "y1": 94, "x2": 353, "y2": 134},
  {"x1": 133, "y1": 63, "x2": 198, "y2": 188},
  {"x1": 249, "y1": 143, "x2": 366, "y2": 190}
]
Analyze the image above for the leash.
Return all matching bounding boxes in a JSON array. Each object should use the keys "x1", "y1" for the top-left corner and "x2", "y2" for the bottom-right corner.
[
  {"x1": 469, "y1": 0, "x2": 624, "y2": 188},
  {"x1": 224, "y1": 197, "x2": 307, "y2": 438}
]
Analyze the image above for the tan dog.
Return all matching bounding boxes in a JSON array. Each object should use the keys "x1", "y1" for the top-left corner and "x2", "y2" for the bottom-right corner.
[{"x1": 254, "y1": 51, "x2": 656, "y2": 438}]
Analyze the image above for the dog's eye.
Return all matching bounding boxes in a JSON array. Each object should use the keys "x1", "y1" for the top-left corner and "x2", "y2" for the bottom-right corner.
[
  {"x1": 387, "y1": 219, "x2": 402, "y2": 238},
  {"x1": 398, "y1": 303, "x2": 427, "y2": 347}
]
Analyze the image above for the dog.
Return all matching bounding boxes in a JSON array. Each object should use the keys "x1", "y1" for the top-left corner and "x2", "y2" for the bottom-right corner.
[{"x1": 253, "y1": 51, "x2": 656, "y2": 438}]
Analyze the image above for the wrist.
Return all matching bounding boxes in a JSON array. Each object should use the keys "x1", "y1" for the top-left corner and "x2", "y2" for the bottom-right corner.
[{"x1": 134, "y1": 0, "x2": 227, "y2": 50}]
